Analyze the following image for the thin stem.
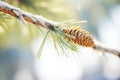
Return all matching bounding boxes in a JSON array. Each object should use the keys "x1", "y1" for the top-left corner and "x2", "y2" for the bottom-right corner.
[{"x1": 93, "y1": 44, "x2": 120, "y2": 58}]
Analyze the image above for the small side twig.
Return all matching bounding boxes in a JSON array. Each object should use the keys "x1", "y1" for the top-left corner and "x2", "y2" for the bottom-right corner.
[{"x1": 93, "y1": 44, "x2": 120, "y2": 58}]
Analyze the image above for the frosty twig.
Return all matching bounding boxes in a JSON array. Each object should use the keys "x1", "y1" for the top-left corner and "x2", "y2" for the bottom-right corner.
[
  {"x1": 93, "y1": 44, "x2": 120, "y2": 58},
  {"x1": 0, "y1": 1, "x2": 55, "y2": 31}
]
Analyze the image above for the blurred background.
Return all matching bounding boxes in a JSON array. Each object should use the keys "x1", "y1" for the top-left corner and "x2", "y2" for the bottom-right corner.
[{"x1": 0, "y1": 0, "x2": 120, "y2": 80}]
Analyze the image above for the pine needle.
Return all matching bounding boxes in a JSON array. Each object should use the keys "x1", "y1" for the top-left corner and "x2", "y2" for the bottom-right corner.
[{"x1": 36, "y1": 30, "x2": 50, "y2": 58}]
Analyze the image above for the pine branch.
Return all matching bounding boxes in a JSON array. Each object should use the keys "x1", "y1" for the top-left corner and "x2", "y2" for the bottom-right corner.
[{"x1": 0, "y1": 1, "x2": 120, "y2": 58}]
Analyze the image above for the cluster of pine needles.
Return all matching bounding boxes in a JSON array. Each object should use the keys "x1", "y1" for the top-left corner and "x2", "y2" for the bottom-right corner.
[{"x1": 36, "y1": 20, "x2": 95, "y2": 58}]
